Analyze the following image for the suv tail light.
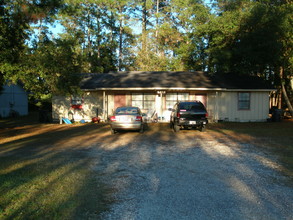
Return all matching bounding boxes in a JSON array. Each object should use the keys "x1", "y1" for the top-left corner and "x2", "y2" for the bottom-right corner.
[
  {"x1": 110, "y1": 116, "x2": 116, "y2": 121},
  {"x1": 177, "y1": 112, "x2": 180, "y2": 118},
  {"x1": 135, "y1": 116, "x2": 142, "y2": 121},
  {"x1": 205, "y1": 113, "x2": 208, "y2": 117}
]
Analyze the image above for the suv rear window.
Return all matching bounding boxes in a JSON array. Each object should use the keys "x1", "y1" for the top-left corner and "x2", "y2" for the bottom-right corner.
[{"x1": 179, "y1": 102, "x2": 206, "y2": 112}]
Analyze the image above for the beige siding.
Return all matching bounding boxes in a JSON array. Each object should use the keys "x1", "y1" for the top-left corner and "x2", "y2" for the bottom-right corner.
[
  {"x1": 106, "y1": 91, "x2": 114, "y2": 116},
  {"x1": 52, "y1": 92, "x2": 103, "y2": 122},
  {"x1": 53, "y1": 90, "x2": 271, "y2": 123},
  {"x1": 206, "y1": 92, "x2": 217, "y2": 122},
  {"x1": 207, "y1": 91, "x2": 270, "y2": 122},
  {"x1": 52, "y1": 95, "x2": 70, "y2": 122},
  {"x1": 83, "y1": 92, "x2": 103, "y2": 119}
]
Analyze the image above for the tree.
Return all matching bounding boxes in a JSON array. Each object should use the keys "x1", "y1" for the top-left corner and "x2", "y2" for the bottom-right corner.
[
  {"x1": 0, "y1": 0, "x2": 63, "y2": 97},
  {"x1": 133, "y1": 0, "x2": 211, "y2": 71},
  {"x1": 25, "y1": 36, "x2": 83, "y2": 97},
  {"x1": 170, "y1": 0, "x2": 210, "y2": 71},
  {"x1": 1, "y1": 0, "x2": 291, "y2": 113},
  {"x1": 205, "y1": 0, "x2": 292, "y2": 112},
  {"x1": 0, "y1": 0, "x2": 30, "y2": 90},
  {"x1": 59, "y1": 1, "x2": 138, "y2": 73}
]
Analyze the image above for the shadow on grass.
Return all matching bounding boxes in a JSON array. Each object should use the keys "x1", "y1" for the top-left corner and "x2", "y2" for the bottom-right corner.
[
  {"x1": 0, "y1": 112, "x2": 41, "y2": 129},
  {"x1": 0, "y1": 122, "x2": 113, "y2": 219}
]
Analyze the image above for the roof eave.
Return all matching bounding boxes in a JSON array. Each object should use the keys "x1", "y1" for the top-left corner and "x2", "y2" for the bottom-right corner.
[
  {"x1": 82, "y1": 87, "x2": 276, "y2": 92},
  {"x1": 225, "y1": 89, "x2": 276, "y2": 92},
  {"x1": 82, "y1": 87, "x2": 227, "y2": 91}
]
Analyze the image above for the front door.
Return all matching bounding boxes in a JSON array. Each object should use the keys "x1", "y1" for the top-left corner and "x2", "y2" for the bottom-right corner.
[{"x1": 114, "y1": 94, "x2": 126, "y2": 109}]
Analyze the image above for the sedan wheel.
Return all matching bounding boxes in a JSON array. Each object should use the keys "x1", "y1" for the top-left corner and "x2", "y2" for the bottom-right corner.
[
  {"x1": 139, "y1": 125, "x2": 144, "y2": 133},
  {"x1": 111, "y1": 128, "x2": 116, "y2": 134}
]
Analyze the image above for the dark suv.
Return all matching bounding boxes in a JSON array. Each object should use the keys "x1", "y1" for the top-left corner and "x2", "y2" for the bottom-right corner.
[{"x1": 170, "y1": 101, "x2": 208, "y2": 132}]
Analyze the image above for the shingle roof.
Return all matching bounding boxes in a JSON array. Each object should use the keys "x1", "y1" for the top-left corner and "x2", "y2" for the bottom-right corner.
[
  {"x1": 80, "y1": 71, "x2": 274, "y2": 91},
  {"x1": 211, "y1": 73, "x2": 273, "y2": 90}
]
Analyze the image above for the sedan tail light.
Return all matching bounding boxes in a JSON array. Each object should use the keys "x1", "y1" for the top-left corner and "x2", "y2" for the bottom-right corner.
[
  {"x1": 110, "y1": 116, "x2": 116, "y2": 121},
  {"x1": 135, "y1": 116, "x2": 142, "y2": 121}
]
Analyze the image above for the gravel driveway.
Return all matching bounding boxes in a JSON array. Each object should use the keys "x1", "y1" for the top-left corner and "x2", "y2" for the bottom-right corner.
[{"x1": 91, "y1": 124, "x2": 293, "y2": 220}]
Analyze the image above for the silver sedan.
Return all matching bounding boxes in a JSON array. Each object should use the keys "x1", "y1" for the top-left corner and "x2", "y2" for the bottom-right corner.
[{"x1": 109, "y1": 106, "x2": 145, "y2": 134}]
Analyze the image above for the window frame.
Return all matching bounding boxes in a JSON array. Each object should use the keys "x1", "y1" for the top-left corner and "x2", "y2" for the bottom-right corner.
[
  {"x1": 238, "y1": 92, "x2": 251, "y2": 110},
  {"x1": 166, "y1": 92, "x2": 189, "y2": 109},
  {"x1": 131, "y1": 93, "x2": 156, "y2": 110},
  {"x1": 71, "y1": 95, "x2": 83, "y2": 109}
]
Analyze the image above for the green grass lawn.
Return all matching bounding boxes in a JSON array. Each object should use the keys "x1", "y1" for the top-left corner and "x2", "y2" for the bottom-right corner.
[
  {"x1": 0, "y1": 113, "x2": 112, "y2": 220},
  {"x1": 0, "y1": 113, "x2": 292, "y2": 219},
  {"x1": 0, "y1": 146, "x2": 112, "y2": 220},
  {"x1": 0, "y1": 154, "x2": 110, "y2": 219}
]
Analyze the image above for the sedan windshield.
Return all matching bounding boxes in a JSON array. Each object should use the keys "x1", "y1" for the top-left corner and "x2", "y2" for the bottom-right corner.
[{"x1": 115, "y1": 107, "x2": 139, "y2": 115}]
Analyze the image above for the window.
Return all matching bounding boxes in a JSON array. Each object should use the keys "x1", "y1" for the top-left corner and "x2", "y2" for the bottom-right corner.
[
  {"x1": 71, "y1": 96, "x2": 83, "y2": 109},
  {"x1": 238, "y1": 92, "x2": 250, "y2": 110},
  {"x1": 166, "y1": 92, "x2": 189, "y2": 109},
  {"x1": 132, "y1": 93, "x2": 155, "y2": 110}
]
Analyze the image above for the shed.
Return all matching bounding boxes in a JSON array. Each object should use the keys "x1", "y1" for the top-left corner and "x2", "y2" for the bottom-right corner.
[{"x1": 0, "y1": 84, "x2": 28, "y2": 118}]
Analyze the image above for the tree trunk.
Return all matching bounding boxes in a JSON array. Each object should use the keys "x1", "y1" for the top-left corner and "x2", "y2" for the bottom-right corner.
[
  {"x1": 142, "y1": 0, "x2": 147, "y2": 53},
  {"x1": 280, "y1": 66, "x2": 293, "y2": 116},
  {"x1": 155, "y1": 0, "x2": 159, "y2": 39},
  {"x1": 155, "y1": 0, "x2": 159, "y2": 55},
  {"x1": 118, "y1": 6, "x2": 123, "y2": 71},
  {"x1": 96, "y1": 15, "x2": 101, "y2": 60},
  {"x1": 281, "y1": 81, "x2": 293, "y2": 116}
]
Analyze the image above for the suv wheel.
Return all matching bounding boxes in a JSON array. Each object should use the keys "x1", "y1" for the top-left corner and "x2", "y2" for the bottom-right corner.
[
  {"x1": 199, "y1": 125, "x2": 206, "y2": 132},
  {"x1": 173, "y1": 123, "x2": 180, "y2": 132}
]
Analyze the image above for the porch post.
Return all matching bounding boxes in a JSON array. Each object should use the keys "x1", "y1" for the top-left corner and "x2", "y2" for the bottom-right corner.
[
  {"x1": 215, "y1": 91, "x2": 218, "y2": 122},
  {"x1": 160, "y1": 92, "x2": 163, "y2": 121},
  {"x1": 103, "y1": 90, "x2": 106, "y2": 121},
  {"x1": 156, "y1": 90, "x2": 165, "y2": 122}
]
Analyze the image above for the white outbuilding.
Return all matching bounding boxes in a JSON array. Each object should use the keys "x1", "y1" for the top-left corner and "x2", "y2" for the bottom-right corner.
[{"x1": 0, "y1": 84, "x2": 28, "y2": 118}]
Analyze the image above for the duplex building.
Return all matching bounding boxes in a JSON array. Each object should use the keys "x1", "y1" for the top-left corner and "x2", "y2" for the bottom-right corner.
[{"x1": 52, "y1": 71, "x2": 274, "y2": 123}]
